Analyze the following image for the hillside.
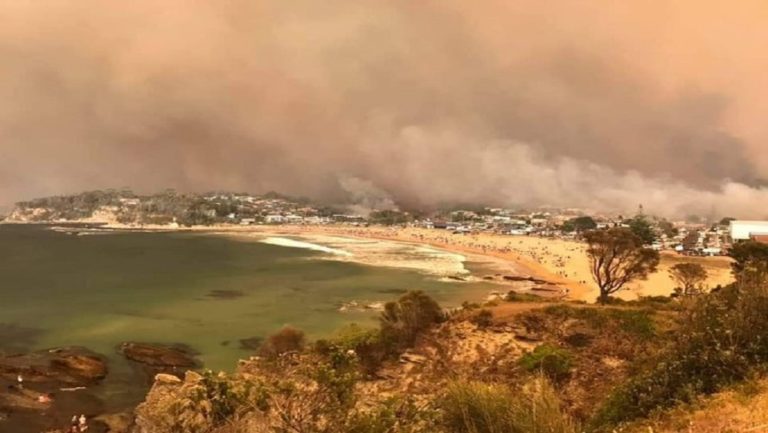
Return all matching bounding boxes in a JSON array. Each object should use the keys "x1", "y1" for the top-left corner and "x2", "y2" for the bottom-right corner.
[
  {"x1": 108, "y1": 285, "x2": 756, "y2": 433},
  {"x1": 6, "y1": 190, "x2": 320, "y2": 226}
]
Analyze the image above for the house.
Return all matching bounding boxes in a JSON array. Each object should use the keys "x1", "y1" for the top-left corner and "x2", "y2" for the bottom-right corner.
[
  {"x1": 284, "y1": 215, "x2": 304, "y2": 224},
  {"x1": 265, "y1": 215, "x2": 284, "y2": 224}
]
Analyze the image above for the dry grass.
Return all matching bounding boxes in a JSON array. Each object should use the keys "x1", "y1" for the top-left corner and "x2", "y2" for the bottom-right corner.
[{"x1": 625, "y1": 379, "x2": 768, "y2": 433}]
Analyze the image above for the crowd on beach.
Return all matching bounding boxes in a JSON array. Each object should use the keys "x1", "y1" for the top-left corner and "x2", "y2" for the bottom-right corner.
[
  {"x1": 305, "y1": 225, "x2": 588, "y2": 279},
  {"x1": 284, "y1": 225, "x2": 735, "y2": 300}
]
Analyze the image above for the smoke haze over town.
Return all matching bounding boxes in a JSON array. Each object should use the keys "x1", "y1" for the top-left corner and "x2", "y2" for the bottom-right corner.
[{"x1": 2, "y1": 1, "x2": 768, "y2": 217}]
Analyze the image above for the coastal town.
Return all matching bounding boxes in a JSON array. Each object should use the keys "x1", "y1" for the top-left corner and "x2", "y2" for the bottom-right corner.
[{"x1": 5, "y1": 190, "x2": 765, "y2": 257}]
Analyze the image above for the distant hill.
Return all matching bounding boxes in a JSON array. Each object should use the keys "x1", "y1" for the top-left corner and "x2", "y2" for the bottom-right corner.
[{"x1": 6, "y1": 189, "x2": 321, "y2": 226}]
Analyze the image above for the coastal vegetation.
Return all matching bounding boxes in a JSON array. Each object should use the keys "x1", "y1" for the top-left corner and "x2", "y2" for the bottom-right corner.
[{"x1": 122, "y1": 241, "x2": 768, "y2": 433}]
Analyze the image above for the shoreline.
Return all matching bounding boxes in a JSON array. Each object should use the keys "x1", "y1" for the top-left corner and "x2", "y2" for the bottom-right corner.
[
  {"x1": 6, "y1": 221, "x2": 737, "y2": 301},
  {"x1": 27, "y1": 221, "x2": 595, "y2": 300},
  {"x1": 241, "y1": 225, "x2": 594, "y2": 300}
]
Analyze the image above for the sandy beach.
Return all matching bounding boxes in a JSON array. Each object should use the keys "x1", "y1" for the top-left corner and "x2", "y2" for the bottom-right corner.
[
  {"x1": 224, "y1": 225, "x2": 735, "y2": 302},
  {"x1": 75, "y1": 222, "x2": 736, "y2": 302}
]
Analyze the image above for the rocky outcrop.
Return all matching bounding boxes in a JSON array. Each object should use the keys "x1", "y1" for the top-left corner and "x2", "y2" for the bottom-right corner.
[
  {"x1": 119, "y1": 343, "x2": 198, "y2": 369},
  {"x1": 0, "y1": 346, "x2": 107, "y2": 385},
  {"x1": 0, "y1": 347, "x2": 109, "y2": 433},
  {"x1": 133, "y1": 371, "x2": 203, "y2": 433}
]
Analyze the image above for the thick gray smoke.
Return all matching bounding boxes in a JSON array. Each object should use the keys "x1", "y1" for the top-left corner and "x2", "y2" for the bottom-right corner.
[{"x1": 1, "y1": 0, "x2": 767, "y2": 217}]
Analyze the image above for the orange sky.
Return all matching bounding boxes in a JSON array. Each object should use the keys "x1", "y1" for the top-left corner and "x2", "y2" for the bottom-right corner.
[{"x1": 1, "y1": 1, "x2": 768, "y2": 216}]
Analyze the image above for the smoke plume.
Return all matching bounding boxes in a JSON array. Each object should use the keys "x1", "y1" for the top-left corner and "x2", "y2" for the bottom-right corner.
[{"x1": 1, "y1": 0, "x2": 768, "y2": 217}]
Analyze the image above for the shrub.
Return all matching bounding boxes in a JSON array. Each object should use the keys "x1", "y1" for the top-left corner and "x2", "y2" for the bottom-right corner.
[
  {"x1": 258, "y1": 325, "x2": 305, "y2": 358},
  {"x1": 505, "y1": 292, "x2": 544, "y2": 303},
  {"x1": 472, "y1": 309, "x2": 494, "y2": 329},
  {"x1": 591, "y1": 280, "x2": 768, "y2": 430},
  {"x1": 542, "y1": 305, "x2": 656, "y2": 340},
  {"x1": 380, "y1": 291, "x2": 444, "y2": 352},
  {"x1": 440, "y1": 378, "x2": 577, "y2": 433},
  {"x1": 519, "y1": 344, "x2": 572, "y2": 382},
  {"x1": 328, "y1": 324, "x2": 389, "y2": 376},
  {"x1": 462, "y1": 301, "x2": 481, "y2": 310},
  {"x1": 345, "y1": 396, "x2": 435, "y2": 433},
  {"x1": 192, "y1": 370, "x2": 261, "y2": 425}
]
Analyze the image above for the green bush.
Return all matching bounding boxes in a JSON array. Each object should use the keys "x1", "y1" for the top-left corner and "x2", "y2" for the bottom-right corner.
[
  {"x1": 380, "y1": 291, "x2": 444, "y2": 352},
  {"x1": 440, "y1": 379, "x2": 577, "y2": 433},
  {"x1": 591, "y1": 280, "x2": 768, "y2": 430},
  {"x1": 519, "y1": 344, "x2": 572, "y2": 382},
  {"x1": 327, "y1": 324, "x2": 389, "y2": 376},
  {"x1": 505, "y1": 292, "x2": 544, "y2": 303},
  {"x1": 542, "y1": 305, "x2": 656, "y2": 340}
]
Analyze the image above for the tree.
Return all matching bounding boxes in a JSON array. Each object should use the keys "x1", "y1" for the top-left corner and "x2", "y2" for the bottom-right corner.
[
  {"x1": 583, "y1": 228, "x2": 660, "y2": 304},
  {"x1": 657, "y1": 220, "x2": 678, "y2": 238},
  {"x1": 669, "y1": 263, "x2": 708, "y2": 296},
  {"x1": 626, "y1": 215, "x2": 656, "y2": 245},
  {"x1": 380, "y1": 290, "x2": 444, "y2": 350},
  {"x1": 729, "y1": 240, "x2": 768, "y2": 285},
  {"x1": 562, "y1": 216, "x2": 597, "y2": 233}
]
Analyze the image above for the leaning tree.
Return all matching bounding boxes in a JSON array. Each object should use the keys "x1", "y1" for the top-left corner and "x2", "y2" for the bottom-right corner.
[{"x1": 583, "y1": 227, "x2": 660, "y2": 304}]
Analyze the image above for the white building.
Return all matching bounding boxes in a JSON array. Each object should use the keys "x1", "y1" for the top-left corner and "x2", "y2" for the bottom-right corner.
[{"x1": 730, "y1": 220, "x2": 768, "y2": 241}]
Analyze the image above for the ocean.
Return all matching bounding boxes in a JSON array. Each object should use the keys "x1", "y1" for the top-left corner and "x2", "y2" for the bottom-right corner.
[{"x1": 0, "y1": 224, "x2": 498, "y2": 414}]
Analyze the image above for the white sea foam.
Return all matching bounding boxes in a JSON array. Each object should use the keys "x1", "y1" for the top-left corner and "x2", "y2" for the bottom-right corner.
[
  {"x1": 260, "y1": 236, "x2": 353, "y2": 256},
  {"x1": 275, "y1": 234, "x2": 469, "y2": 277}
]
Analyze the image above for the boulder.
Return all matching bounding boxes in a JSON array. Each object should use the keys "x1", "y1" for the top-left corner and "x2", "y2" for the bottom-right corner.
[{"x1": 153, "y1": 373, "x2": 182, "y2": 385}]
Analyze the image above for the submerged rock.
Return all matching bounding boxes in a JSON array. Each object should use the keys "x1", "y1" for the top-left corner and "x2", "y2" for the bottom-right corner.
[
  {"x1": 49, "y1": 349, "x2": 108, "y2": 381},
  {"x1": 119, "y1": 342, "x2": 199, "y2": 369},
  {"x1": 503, "y1": 275, "x2": 553, "y2": 285},
  {"x1": 205, "y1": 289, "x2": 245, "y2": 299},
  {"x1": 239, "y1": 336, "x2": 264, "y2": 351}
]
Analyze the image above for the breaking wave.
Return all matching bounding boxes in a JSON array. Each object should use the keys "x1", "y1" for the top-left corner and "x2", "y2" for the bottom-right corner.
[{"x1": 259, "y1": 236, "x2": 353, "y2": 256}]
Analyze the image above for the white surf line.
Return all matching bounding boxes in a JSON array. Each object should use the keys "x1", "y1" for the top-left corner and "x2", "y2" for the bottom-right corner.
[{"x1": 259, "y1": 236, "x2": 353, "y2": 256}]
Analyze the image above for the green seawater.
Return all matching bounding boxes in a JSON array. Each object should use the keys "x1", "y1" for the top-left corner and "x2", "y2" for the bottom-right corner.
[{"x1": 0, "y1": 224, "x2": 495, "y2": 411}]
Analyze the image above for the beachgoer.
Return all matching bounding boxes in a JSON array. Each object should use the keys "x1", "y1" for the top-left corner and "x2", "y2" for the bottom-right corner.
[
  {"x1": 79, "y1": 414, "x2": 88, "y2": 431},
  {"x1": 16, "y1": 374, "x2": 23, "y2": 389}
]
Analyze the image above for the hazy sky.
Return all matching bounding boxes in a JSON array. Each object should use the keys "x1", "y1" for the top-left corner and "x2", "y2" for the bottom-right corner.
[{"x1": 2, "y1": 1, "x2": 768, "y2": 216}]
